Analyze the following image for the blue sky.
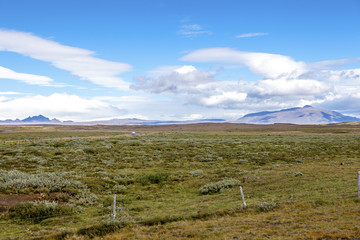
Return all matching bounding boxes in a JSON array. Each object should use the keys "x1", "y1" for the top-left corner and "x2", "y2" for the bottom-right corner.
[{"x1": 0, "y1": 0, "x2": 359, "y2": 121}]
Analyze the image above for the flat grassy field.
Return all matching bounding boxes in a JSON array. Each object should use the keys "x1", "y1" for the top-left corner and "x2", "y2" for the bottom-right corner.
[{"x1": 0, "y1": 123, "x2": 359, "y2": 239}]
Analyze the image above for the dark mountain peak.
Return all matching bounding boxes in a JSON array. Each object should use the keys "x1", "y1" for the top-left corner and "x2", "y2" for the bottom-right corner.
[
  {"x1": 22, "y1": 115, "x2": 51, "y2": 122},
  {"x1": 303, "y1": 105, "x2": 313, "y2": 108}
]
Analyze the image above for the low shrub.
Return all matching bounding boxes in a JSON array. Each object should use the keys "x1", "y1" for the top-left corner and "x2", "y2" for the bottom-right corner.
[
  {"x1": 83, "y1": 148, "x2": 97, "y2": 154},
  {"x1": 0, "y1": 170, "x2": 86, "y2": 193},
  {"x1": 8, "y1": 201, "x2": 74, "y2": 223},
  {"x1": 112, "y1": 184, "x2": 127, "y2": 194},
  {"x1": 257, "y1": 201, "x2": 277, "y2": 212},
  {"x1": 71, "y1": 189, "x2": 98, "y2": 205},
  {"x1": 199, "y1": 178, "x2": 241, "y2": 194},
  {"x1": 137, "y1": 172, "x2": 169, "y2": 185},
  {"x1": 190, "y1": 169, "x2": 204, "y2": 177}
]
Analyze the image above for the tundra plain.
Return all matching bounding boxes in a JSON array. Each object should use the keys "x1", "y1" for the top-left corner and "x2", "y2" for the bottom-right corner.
[{"x1": 0, "y1": 123, "x2": 360, "y2": 239}]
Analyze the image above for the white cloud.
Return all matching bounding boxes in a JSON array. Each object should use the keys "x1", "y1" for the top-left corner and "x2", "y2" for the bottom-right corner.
[
  {"x1": 132, "y1": 48, "x2": 360, "y2": 119},
  {"x1": 0, "y1": 29, "x2": 132, "y2": 90},
  {"x1": 0, "y1": 93, "x2": 126, "y2": 121},
  {"x1": 148, "y1": 65, "x2": 197, "y2": 77},
  {"x1": 318, "y1": 69, "x2": 360, "y2": 83},
  {"x1": 250, "y1": 78, "x2": 331, "y2": 97},
  {"x1": 181, "y1": 47, "x2": 307, "y2": 79},
  {"x1": 200, "y1": 91, "x2": 247, "y2": 107},
  {"x1": 236, "y1": 32, "x2": 268, "y2": 38},
  {"x1": 131, "y1": 63, "x2": 333, "y2": 111},
  {"x1": 131, "y1": 65, "x2": 215, "y2": 93},
  {"x1": 0, "y1": 66, "x2": 56, "y2": 86},
  {"x1": 177, "y1": 24, "x2": 212, "y2": 36},
  {"x1": 174, "y1": 65, "x2": 197, "y2": 74}
]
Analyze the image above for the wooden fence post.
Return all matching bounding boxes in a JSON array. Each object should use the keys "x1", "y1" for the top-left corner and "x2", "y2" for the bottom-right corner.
[
  {"x1": 358, "y1": 171, "x2": 360, "y2": 200},
  {"x1": 239, "y1": 186, "x2": 246, "y2": 209},
  {"x1": 112, "y1": 194, "x2": 116, "y2": 221}
]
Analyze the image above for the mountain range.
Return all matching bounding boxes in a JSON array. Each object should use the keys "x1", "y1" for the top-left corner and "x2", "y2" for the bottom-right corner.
[
  {"x1": 235, "y1": 105, "x2": 360, "y2": 124},
  {"x1": 0, "y1": 106, "x2": 359, "y2": 125},
  {"x1": 0, "y1": 115, "x2": 62, "y2": 124}
]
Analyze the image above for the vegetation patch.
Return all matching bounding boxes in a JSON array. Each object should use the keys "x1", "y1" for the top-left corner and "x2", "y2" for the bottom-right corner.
[
  {"x1": 112, "y1": 184, "x2": 127, "y2": 194},
  {"x1": 7, "y1": 201, "x2": 75, "y2": 223},
  {"x1": 257, "y1": 201, "x2": 278, "y2": 212},
  {"x1": 199, "y1": 178, "x2": 241, "y2": 194},
  {"x1": 77, "y1": 220, "x2": 128, "y2": 238},
  {"x1": 0, "y1": 170, "x2": 85, "y2": 193},
  {"x1": 137, "y1": 172, "x2": 169, "y2": 185},
  {"x1": 190, "y1": 169, "x2": 204, "y2": 177},
  {"x1": 1, "y1": 125, "x2": 360, "y2": 239}
]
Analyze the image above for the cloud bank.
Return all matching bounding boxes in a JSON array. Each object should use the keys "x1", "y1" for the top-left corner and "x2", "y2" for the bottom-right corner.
[
  {"x1": 131, "y1": 48, "x2": 360, "y2": 117},
  {"x1": 0, "y1": 29, "x2": 132, "y2": 90}
]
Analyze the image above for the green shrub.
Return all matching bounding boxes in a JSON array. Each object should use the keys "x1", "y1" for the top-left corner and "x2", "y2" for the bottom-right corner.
[
  {"x1": 199, "y1": 178, "x2": 241, "y2": 194},
  {"x1": 190, "y1": 170, "x2": 204, "y2": 177},
  {"x1": 8, "y1": 201, "x2": 74, "y2": 223},
  {"x1": 257, "y1": 201, "x2": 277, "y2": 212},
  {"x1": 83, "y1": 148, "x2": 97, "y2": 154},
  {"x1": 0, "y1": 170, "x2": 86, "y2": 193},
  {"x1": 112, "y1": 184, "x2": 127, "y2": 194},
  {"x1": 18, "y1": 187, "x2": 32, "y2": 194},
  {"x1": 137, "y1": 172, "x2": 169, "y2": 185},
  {"x1": 72, "y1": 189, "x2": 98, "y2": 205}
]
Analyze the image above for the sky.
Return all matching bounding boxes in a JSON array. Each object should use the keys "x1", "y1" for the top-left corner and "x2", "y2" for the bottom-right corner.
[{"x1": 0, "y1": 0, "x2": 360, "y2": 121}]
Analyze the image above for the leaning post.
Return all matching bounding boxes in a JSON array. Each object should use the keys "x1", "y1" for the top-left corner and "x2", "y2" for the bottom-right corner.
[
  {"x1": 112, "y1": 194, "x2": 116, "y2": 221},
  {"x1": 239, "y1": 186, "x2": 247, "y2": 209}
]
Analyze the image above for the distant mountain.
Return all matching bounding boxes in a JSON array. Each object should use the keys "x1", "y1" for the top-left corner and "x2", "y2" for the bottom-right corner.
[
  {"x1": 1, "y1": 107, "x2": 358, "y2": 125},
  {"x1": 236, "y1": 105, "x2": 360, "y2": 124},
  {"x1": 0, "y1": 115, "x2": 61, "y2": 124},
  {"x1": 22, "y1": 115, "x2": 51, "y2": 122},
  {"x1": 0, "y1": 115, "x2": 225, "y2": 125}
]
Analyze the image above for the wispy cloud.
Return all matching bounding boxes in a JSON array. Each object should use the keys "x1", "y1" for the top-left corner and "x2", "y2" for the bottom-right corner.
[
  {"x1": 178, "y1": 24, "x2": 212, "y2": 37},
  {"x1": 0, "y1": 66, "x2": 65, "y2": 86},
  {"x1": 236, "y1": 32, "x2": 268, "y2": 38},
  {"x1": 0, "y1": 29, "x2": 132, "y2": 90},
  {"x1": 181, "y1": 47, "x2": 307, "y2": 79}
]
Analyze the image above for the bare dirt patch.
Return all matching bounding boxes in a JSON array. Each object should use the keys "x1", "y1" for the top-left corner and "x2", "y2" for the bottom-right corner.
[{"x1": 0, "y1": 194, "x2": 42, "y2": 212}]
